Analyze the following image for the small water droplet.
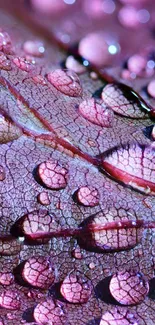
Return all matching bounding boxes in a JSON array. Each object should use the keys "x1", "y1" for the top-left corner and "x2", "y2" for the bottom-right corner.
[
  {"x1": 47, "y1": 69, "x2": 82, "y2": 97},
  {"x1": 60, "y1": 272, "x2": 92, "y2": 303},
  {"x1": 23, "y1": 40, "x2": 45, "y2": 57},
  {"x1": 74, "y1": 186, "x2": 100, "y2": 207},
  {"x1": 37, "y1": 159, "x2": 68, "y2": 190},
  {"x1": 89, "y1": 262, "x2": 96, "y2": 270},
  {"x1": 79, "y1": 98, "x2": 114, "y2": 127},
  {"x1": 109, "y1": 270, "x2": 149, "y2": 305},
  {"x1": 0, "y1": 166, "x2": 5, "y2": 181},
  {"x1": 0, "y1": 272, "x2": 14, "y2": 286},
  {"x1": 65, "y1": 55, "x2": 86, "y2": 74},
  {"x1": 22, "y1": 256, "x2": 55, "y2": 289},
  {"x1": 90, "y1": 71, "x2": 98, "y2": 80},
  {"x1": 72, "y1": 247, "x2": 83, "y2": 259},
  {"x1": 13, "y1": 56, "x2": 35, "y2": 72},
  {"x1": 0, "y1": 290, "x2": 20, "y2": 310},
  {"x1": 33, "y1": 298, "x2": 65, "y2": 325},
  {"x1": 0, "y1": 31, "x2": 12, "y2": 53},
  {"x1": 0, "y1": 53, "x2": 11, "y2": 70},
  {"x1": 32, "y1": 74, "x2": 47, "y2": 85},
  {"x1": 37, "y1": 191, "x2": 51, "y2": 205}
]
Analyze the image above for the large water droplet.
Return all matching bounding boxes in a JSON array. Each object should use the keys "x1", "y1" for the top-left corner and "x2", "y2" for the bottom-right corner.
[
  {"x1": 22, "y1": 256, "x2": 55, "y2": 289},
  {"x1": 79, "y1": 212, "x2": 143, "y2": 252},
  {"x1": 33, "y1": 298, "x2": 66, "y2": 325},
  {"x1": 23, "y1": 40, "x2": 45, "y2": 57},
  {"x1": 74, "y1": 186, "x2": 100, "y2": 207},
  {"x1": 37, "y1": 159, "x2": 68, "y2": 190},
  {"x1": 100, "y1": 309, "x2": 139, "y2": 325},
  {"x1": 12, "y1": 210, "x2": 58, "y2": 243},
  {"x1": 60, "y1": 272, "x2": 92, "y2": 304},
  {"x1": 0, "y1": 53, "x2": 11, "y2": 70},
  {"x1": 0, "y1": 290, "x2": 21, "y2": 310},
  {"x1": 0, "y1": 235, "x2": 22, "y2": 256},
  {"x1": 101, "y1": 83, "x2": 149, "y2": 118},
  {"x1": 79, "y1": 98, "x2": 114, "y2": 127},
  {"x1": 47, "y1": 69, "x2": 83, "y2": 97},
  {"x1": 100, "y1": 143, "x2": 155, "y2": 195},
  {"x1": 109, "y1": 270, "x2": 149, "y2": 305},
  {"x1": 0, "y1": 31, "x2": 12, "y2": 54},
  {"x1": 13, "y1": 57, "x2": 35, "y2": 72},
  {"x1": 0, "y1": 165, "x2": 5, "y2": 181},
  {"x1": 65, "y1": 55, "x2": 86, "y2": 74}
]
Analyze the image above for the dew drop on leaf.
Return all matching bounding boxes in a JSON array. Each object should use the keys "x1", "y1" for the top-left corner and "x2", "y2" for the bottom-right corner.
[
  {"x1": 0, "y1": 31, "x2": 12, "y2": 54},
  {"x1": 109, "y1": 270, "x2": 149, "y2": 305},
  {"x1": 100, "y1": 309, "x2": 139, "y2": 325},
  {"x1": 22, "y1": 256, "x2": 55, "y2": 289},
  {"x1": 101, "y1": 83, "x2": 148, "y2": 118},
  {"x1": 75, "y1": 186, "x2": 100, "y2": 207},
  {"x1": 37, "y1": 191, "x2": 51, "y2": 205},
  {"x1": 12, "y1": 57, "x2": 35, "y2": 72},
  {"x1": 100, "y1": 143, "x2": 155, "y2": 195},
  {"x1": 0, "y1": 272, "x2": 14, "y2": 286},
  {"x1": 0, "y1": 165, "x2": 5, "y2": 181},
  {"x1": 0, "y1": 290, "x2": 21, "y2": 310},
  {"x1": 23, "y1": 40, "x2": 45, "y2": 57},
  {"x1": 37, "y1": 159, "x2": 68, "y2": 190},
  {"x1": 33, "y1": 298, "x2": 66, "y2": 325},
  {"x1": 32, "y1": 74, "x2": 47, "y2": 85},
  {"x1": 71, "y1": 247, "x2": 83, "y2": 260},
  {"x1": 79, "y1": 98, "x2": 114, "y2": 127},
  {"x1": 60, "y1": 272, "x2": 92, "y2": 304},
  {"x1": 47, "y1": 69, "x2": 83, "y2": 97}
]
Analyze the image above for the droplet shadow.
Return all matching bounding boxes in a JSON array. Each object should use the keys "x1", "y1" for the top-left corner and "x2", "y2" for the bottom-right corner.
[
  {"x1": 22, "y1": 307, "x2": 35, "y2": 323},
  {"x1": 148, "y1": 277, "x2": 155, "y2": 300},
  {"x1": 95, "y1": 276, "x2": 119, "y2": 305}
]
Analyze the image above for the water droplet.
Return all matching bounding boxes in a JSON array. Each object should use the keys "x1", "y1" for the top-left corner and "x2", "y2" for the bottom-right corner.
[
  {"x1": 37, "y1": 192, "x2": 51, "y2": 205},
  {"x1": 13, "y1": 57, "x2": 35, "y2": 72},
  {"x1": 72, "y1": 247, "x2": 83, "y2": 259},
  {"x1": 65, "y1": 55, "x2": 86, "y2": 74},
  {"x1": 22, "y1": 256, "x2": 55, "y2": 289},
  {"x1": 0, "y1": 166, "x2": 5, "y2": 181},
  {"x1": 37, "y1": 159, "x2": 68, "y2": 190},
  {"x1": 89, "y1": 262, "x2": 96, "y2": 270},
  {"x1": 12, "y1": 210, "x2": 58, "y2": 243},
  {"x1": 31, "y1": 0, "x2": 66, "y2": 14},
  {"x1": 101, "y1": 83, "x2": 148, "y2": 118},
  {"x1": 79, "y1": 212, "x2": 143, "y2": 252},
  {"x1": 32, "y1": 74, "x2": 47, "y2": 85},
  {"x1": 0, "y1": 272, "x2": 14, "y2": 286},
  {"x1": 110, "y1": 270, "x2": 149, "y2": 305},
  {"x1": 79, "y1": 98, "x2": 114, "y2": 127},
  {"x1": 128, "y1": 54, "x2": 147, "y2": 76},
  {"x1": 60, "y1": 272, "x2": 92, "y2": 304},
  {"x1": 100, "y1": 309, "x2": 139, "y2": 325},
  {"x1": 33, "y1": 298, "x2": 65, "y2": 325},
  {"x1": 75, "y1": 186, "x2": 100, "y2": 207},
  {"x1": 0, "y1": 290, "x2": 20, "y2": 310},
  {"x1": 0, "y1": 53, "x2": 11, "y2": 70},
  {"x1": 78, "y1": 33, "x2": 109, "y2": 67},
  {"x1": 0, "y1": 31, "x2": 12, "y2": 53},
  {"x1": 23, "y1": 40, "x2": 45, "y2": 57},
  {"x1": 118, "y1": 6, "x2": 140, "y2": 28},
  {"x1": 0, "y1": 113, "x2": 22, "y2": 144},
  {"x1": 147, "y1": 79, "x2": 155, "y2": 98},
  {"x1": 0, "y1": 235, "x2": 22, "y2": 256},
  {"x1": 90, "y1": 71, "x2": 98, "y2": 80},
  {"x1": 100, "y1": 143, "x2": 155, "y2": 195},
  {"x1": 47, "y1": 69, "x2": 82, "y2": 97}
]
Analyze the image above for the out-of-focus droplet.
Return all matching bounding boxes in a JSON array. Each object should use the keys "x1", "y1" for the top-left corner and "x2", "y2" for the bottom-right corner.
[
  {"x1": 78, "y1": 33, "x2": 109, "y2": 67},
  {"x1": 22, "y1": 256, "x2": 55, "y2": 289},
  {"x1": 0, "y1": 31, "x2": 12, "y2": 54},
  {"x1": 31, "y1": 0, "x2": 66, "y2": 14},
  {"x1": 147, "y1": 79, "x2": 155, "y2": 98},
  {"x1": 0, "y1": 53, "x2": 11, "y2": 70},
  {"x1": 65, "y1": 56, "x2": 86, "y2": 74},
  {"x1": 128, "y1": 54, "x2": 147, "y2": 76},
  {"x1": 118, "y1": 6, "x2": 139, "y2": 28},
  {"x1": 109, "y1": 270, "x2": 149, "y2": 305},
  {"x1": 32, "y1": 74, "x2": 47, "y2": 85},
  {"x1": 60, "y1": 272, "x2": 92, "y2": 303},
  {"x1": 23, "y1": 40, "x2": 45, "y2": 57},
  {"x1": 47, "y1": 69, "x2": 82, "y2": 97}
]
